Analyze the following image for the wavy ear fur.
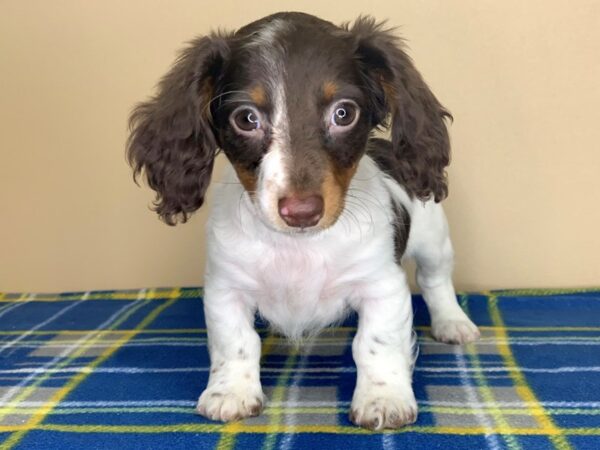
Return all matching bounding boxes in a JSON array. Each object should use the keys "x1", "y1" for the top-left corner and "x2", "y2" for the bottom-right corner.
[
  {"x1": 349, "y1": 17, "x2": 452, "y2": 202},
  {"x1": 127, "y1": 34, "x2": 230, "y2": 225}
]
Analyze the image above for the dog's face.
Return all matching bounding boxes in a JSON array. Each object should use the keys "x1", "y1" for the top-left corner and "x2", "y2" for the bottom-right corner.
[
  {"x1": 213, "y1": 16, "x2": 375, "y2": 231},
  {"x1": 127, "y1": 13, "x2": 450, "y2": 229}
]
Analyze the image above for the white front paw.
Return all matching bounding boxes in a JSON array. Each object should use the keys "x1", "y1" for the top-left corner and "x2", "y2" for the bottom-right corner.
[
  {"x1": 431, "y1": 317, "x2": 480, "y2": 344},
  {"x1": 196, "y1": 383, "x2": 265, "y2": 422},
  {"x1": 350, "y1": 386, "x2": 417, "y2": 430}
]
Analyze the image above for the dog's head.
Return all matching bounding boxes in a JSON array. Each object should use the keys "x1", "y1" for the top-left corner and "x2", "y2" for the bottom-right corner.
[{"x1": 127, "y1": 12, "x2": 451, "y2": 231}]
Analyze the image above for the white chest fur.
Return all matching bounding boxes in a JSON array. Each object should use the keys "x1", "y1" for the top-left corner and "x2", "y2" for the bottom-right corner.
[
  {"x1": 204, "y1": 157, "x2": 400, "y2": 339},
  {"x1": 254, "y1": 239, "x2": 349, "y2": 338}
]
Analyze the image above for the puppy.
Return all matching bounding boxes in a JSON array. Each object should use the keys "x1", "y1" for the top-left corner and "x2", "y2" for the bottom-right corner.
[{"x1": 127, "y1": 12, "x2": 480, "y2": 430}]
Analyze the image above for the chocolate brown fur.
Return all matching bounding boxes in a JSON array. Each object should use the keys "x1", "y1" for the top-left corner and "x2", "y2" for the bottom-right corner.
[
  {"x1": 127, "y1": 13, "x2": 452, "y2": 226},
  {"x1": 349, "y1": 17, "x2": 452, "y2": 202}
]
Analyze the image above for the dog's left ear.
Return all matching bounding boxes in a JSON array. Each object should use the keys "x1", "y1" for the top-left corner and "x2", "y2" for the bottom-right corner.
[{"x1": 348, "y1": 17, "x2": 452, "y2": 202}]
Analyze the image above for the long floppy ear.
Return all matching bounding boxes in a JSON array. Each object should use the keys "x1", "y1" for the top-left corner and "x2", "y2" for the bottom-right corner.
[
  {"x1": 127, "y1": 34, "x2": 230, "y2": 225},
  {"x1": 349, "y1": 17, "x2": 452, "y2": 202}
]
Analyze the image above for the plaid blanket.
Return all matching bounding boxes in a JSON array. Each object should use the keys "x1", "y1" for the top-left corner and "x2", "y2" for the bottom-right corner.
[{"x1": 0, "y1": 288, "x2": 599, "y2": 450}]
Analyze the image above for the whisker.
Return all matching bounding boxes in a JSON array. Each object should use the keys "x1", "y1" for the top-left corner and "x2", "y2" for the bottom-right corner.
[
  {"x1": 338, "y1": 207, "x2": 363, "y2": 241},
  {"x1": 237, "y1": 190, "x2": 248, "y2": 233},
  {"x1": 203, "y1": 90, "x2": 249, "y2": 115},
  {"x1": 341, "y1": 198, "x2": 374, "y2": 238},
  {"x1": 214, "y1": 180, "x2": 242, "y2": 185},
  {"x1": 208, "y1": 90, "x2": 247, "y2": 106},
  {"x1": 347, "y1": 187, "x2": 388, "y2": 212},
  {"x1": 344, "y1": 194, "x2": 378, "y2": 226}
]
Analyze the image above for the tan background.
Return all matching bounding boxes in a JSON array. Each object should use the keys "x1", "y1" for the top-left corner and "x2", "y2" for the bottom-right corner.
[{"x1": 1, "y1": 0, "x2": 599, "y2": 293}]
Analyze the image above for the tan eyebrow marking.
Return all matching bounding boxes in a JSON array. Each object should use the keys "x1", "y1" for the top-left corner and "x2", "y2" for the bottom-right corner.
[
  {"x1": 323, "y1": 81, "x2": 338, "y2": 101},
  {"x1": 249, "y1": 85, "x2": 267, "y2": 106}
]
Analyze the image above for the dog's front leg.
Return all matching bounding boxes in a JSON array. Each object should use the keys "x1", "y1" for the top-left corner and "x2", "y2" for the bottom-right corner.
[
  {"x1": 196, "y1": 286, "x2": 264, "y2": 421},
  {"x1": 350, "y1": 268, "x2": 418, "y2": 430}
]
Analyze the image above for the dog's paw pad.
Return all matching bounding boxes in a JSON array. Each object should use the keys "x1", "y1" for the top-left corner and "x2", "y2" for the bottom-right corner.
[
  {"x1": 350, "y1": 394, "x2": 417, "y2": 430},
  {"x1": 196, "y1": 388, "x2": 265, "y2": 422},
  {"x1": 432, "y1": 318, "x2": 480, "y2": 344}
]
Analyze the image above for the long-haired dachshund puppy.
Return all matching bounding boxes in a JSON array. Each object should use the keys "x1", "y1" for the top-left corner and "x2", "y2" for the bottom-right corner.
[{"x1": 127, "y1": 12, "x2": 480, "y2": 430}]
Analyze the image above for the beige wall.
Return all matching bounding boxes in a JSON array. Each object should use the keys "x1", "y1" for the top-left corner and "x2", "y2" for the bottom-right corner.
[{"x1": 1, "y1": 0, "x2": 599, "y2": 293}]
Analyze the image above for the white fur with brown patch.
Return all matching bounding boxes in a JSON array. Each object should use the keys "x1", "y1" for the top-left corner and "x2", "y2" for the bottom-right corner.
[
  {"x1": 197, "y1": 14, "x2": 478, "y2": 427},
  {"x1": 196, "y1": 155, "x2": 479, "y2": 428}
]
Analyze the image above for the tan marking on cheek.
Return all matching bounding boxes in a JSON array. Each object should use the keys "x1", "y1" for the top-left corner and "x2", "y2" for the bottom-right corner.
[
  {"x1": 249, "y1": 85, "x2": 267, "y2": 107},
  {"x1": 232, "y1": 164, "x2": 257, "y2": 195},
  {"x1": 321, "y1": 171, "x2": 343, "y2": 228},
  {"x1": 323, "y1": 81, "x2": 338, "y2": 102},
  {"x1": 319, "y1": 161, "x2": 358, "y2": 228},
  {"x1": 333, "y1": 162, "x2": 358, "y2": 192}
]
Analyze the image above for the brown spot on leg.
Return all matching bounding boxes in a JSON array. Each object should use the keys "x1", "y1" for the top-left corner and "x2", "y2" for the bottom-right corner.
[{"x1": 373, "y1": 336, "x2": 386, "y2": 345}]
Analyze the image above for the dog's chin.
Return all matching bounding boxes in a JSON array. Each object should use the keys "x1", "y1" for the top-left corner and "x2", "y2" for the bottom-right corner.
[
  {"x1": 254, "y1": 206, "x2": 340, "y2": 236},
  {"x1": 262, "y1": 216, "x2": 331, "y2": 236},
  {"x1": 278, "y1": 224, "x2": 327, "y2": 236},
  {"x1": 268, "y1": 214, "x2": 346, "y2": 237}
]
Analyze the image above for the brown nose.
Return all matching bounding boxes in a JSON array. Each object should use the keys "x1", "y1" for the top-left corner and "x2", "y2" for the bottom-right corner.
[{"x1": 278, "y1": 195, "x2": 324, "y2": 228}]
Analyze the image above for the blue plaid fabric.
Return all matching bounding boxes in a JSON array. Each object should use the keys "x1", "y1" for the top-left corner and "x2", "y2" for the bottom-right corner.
[{"x1": 0, "y1": 288, "x2": 599, "y2": 449}]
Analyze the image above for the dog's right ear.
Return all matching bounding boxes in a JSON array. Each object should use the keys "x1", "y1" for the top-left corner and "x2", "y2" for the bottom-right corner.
[{"x1": 127, "y1": 33, "x2": 230, "y2": 225}]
